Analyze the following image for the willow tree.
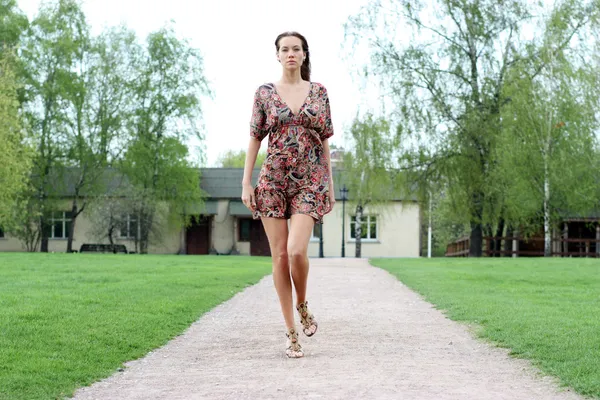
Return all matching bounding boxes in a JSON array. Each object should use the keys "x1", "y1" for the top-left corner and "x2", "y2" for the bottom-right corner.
[
  {"x1": 216, "y1": 149, "x2": 267, "y2": 168},
  {"x1": 345, "y1": 0, "x2": 599, "y2": 256},
  {"x1": 0, "y1": 53, "x2": 32, "y2": 229},
  {"x1": 342, "y1": 114, "x2": 400, "y2": 258},
  {"x1": 497, "y1": 8, "x2": 600, "y2": 256},
  {"x1": 0, "y1": 0, "x2": 28, "y2": 56},
  {"x1": 20, "y1": 0, "x2": 89, "y2": 252},
  {"x1": 120, "y1": 26, "x2": 210, "y2": 253},
  {"x1": 61, "y1": 25, "x2": 139, "y2": 253}
]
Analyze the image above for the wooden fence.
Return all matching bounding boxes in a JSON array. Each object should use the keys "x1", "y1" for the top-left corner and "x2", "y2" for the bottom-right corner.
[
  {"x1": 445, "y1": 236, "x2": 600, "y2": 257},
  {"x1": 445, "y1": 236, "x2": 470, "y2": 257}
]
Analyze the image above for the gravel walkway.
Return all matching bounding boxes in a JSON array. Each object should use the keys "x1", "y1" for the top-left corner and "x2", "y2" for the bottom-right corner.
[{"x1": 71, "y1": 258, "x2": 581, "y2": 400}]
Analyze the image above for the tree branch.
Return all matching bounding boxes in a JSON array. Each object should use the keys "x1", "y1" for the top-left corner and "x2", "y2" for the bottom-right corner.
[{"x1": 405, "y1": 11, "x2": 470, "y2": 56}]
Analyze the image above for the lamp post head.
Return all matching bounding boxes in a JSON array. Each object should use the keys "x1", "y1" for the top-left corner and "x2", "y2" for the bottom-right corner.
[{"x1": 340, "y1": 185, "x2": 349, "y2": 201}]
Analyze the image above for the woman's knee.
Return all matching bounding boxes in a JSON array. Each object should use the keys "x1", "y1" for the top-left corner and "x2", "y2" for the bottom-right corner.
[
  {"x1": 287, "y1": 245, "x2": 307, "y2": 264},
  {"x1": 271, "y1": 248, "x2": 289, "y2": 267}
]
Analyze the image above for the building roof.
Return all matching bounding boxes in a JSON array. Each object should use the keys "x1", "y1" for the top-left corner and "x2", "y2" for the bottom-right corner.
[
  {"x1": 199, "y1": 168, "x2": 261, "y2": 199},
  {"x1": 199, "y1": 168, "x2": 415, "y2": 201},
  {"x1": 47, "y1": 167, "x2": 416, "y2": 202}
]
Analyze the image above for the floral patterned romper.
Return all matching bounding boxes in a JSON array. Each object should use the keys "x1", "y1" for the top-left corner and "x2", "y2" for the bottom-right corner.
[{"x1": 250, "y1": 82, "x2": 334, "y2": 224}]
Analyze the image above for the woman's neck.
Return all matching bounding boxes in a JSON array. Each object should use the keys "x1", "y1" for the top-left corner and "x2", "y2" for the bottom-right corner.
[{"x1": 279, "y1": 69, "x2": 303, "y2": 85}]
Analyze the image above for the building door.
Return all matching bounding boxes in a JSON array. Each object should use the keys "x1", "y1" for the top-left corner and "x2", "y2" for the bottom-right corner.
[
  {"x1": 186, "y1": 216, "x2": 211, "y2": 255},
  {"x1": 250, "y1": 219, "x2": 271, "y2": 256}
]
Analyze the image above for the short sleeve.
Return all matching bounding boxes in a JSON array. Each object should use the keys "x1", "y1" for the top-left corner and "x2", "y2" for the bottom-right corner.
[
  {"x1": 320, "y1": 85, "x2": 334, "y2": 141},
  {"x1": 250, "y1": 86, "x2": 268, "y2": 141}
]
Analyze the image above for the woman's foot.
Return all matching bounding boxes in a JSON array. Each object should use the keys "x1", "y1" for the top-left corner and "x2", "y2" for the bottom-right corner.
[
  {"x1": 285, "y1": 327, "x2": 304, "y2": 358},
  {"x1": 296, "y1": 301, "x2": 318, "y2": 337}
]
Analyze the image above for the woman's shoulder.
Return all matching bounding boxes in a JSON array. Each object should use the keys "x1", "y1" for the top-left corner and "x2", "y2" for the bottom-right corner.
[
  {"x1": 310, "y1": 81, "x2": 329, "y2": 94},
  {"x1": 255, "y1": 83, "x2": 276, "y2": 93}
]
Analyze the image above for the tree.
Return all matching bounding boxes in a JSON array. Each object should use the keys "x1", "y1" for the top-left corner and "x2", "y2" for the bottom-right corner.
[
  {"x1": 61, "y1": 24, "x2": 139, "y2": 252},
  {"x1": 345, "y1": 0, "x2": 599, "y2": 256},
  {"x1": 120, "y1": 25, "x2": 210, "y2": 253},
  {"x1": 0, "y1": 0, "x2": 28, "y2": 55},
  {"x1": 20, "y1": 0, "x2": 89, "y2": 252},
  {"x1": 0, "y1": 52, "x2": 32, "y2": 229},
  {"x1": 342, "y1": 113, "x2": 399, "y2": 258},
  {"x1": 86, "y1": 182, "x2": 137, "y2": 249},
  {"x1": 497, "y1": 8, "x2": 600, "y2": 256},
  {"x1": 56, "y1": 0, "x2": 93, "y2": 253},
  {"x1": 216, "y1": 149, "x2": 267, "y2": 168}
]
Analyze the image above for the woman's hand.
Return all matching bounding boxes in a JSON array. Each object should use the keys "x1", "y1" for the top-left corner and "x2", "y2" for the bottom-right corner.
[
  {"x1": 241, "y1": 182, "x2": 256, "y2": 211},
  {"x1": 327, "y1": 183, "x2": 336, "y2": 212}
]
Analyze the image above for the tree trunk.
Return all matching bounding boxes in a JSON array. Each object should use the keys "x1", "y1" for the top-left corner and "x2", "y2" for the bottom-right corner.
[
  {"x1": 469, "y1": 190, "x2": 484, "y2": 257},
  {"x1": 484, "y1": 224, "x2": 494, "y2": 256},
  {"x1": 139, "y1": 208, "x2": 152, "y2": 254},
  {"x1": 40, "y1": 215, "x2": 49, "y2": 253},
  {"x1": 495, "y1": 218, "x2": 505, "y2": 257},
  {"x1": 354, "y1": 204, "x2": 363, "y2": 258},
  {"x1": 503, "y1": 225, "x2": 513, "y2": 257},
  {"x1": 67, "y1": 199, "x2": 78, "y2": 253},
  {"x1": 108, "y1": 220, "x2": 115, "y2": 245},
  {"x1": 543, "y1": 144, "x2": 551, "y2": 257},
  {"x1": 469, "y1": 222, "x2": 483, "y2": 257}
]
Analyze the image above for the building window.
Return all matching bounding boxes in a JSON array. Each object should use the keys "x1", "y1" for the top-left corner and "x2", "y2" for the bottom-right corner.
[
  {"x1": 350, "y1": 215, "x2": 378, "y2": 240},
  {"x1": 310, "y1": 224, "x2": 322, "y2": 241},
  {"x1": 238, "y1": 219, "x2": 251, "y2": 242},
  {"x1": 48, "y1": 211, "x2": 74, "y2": 239},
  {"x1": 119, "y1": 214, "x2": 138, "y2": 239}
]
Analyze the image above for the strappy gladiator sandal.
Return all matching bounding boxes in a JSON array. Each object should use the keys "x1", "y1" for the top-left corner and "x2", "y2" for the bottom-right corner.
[
  {"x1": 296, "y1": 301, "x2": 318, "y2": 337},
  {"x1": 285, "y1": 327, "x2": 304, "y2": 358}
]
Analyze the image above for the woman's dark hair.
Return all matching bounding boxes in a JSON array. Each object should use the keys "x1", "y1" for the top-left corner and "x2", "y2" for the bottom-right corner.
[{"x1": 275, "y1": 31, "x2": 311, "y2": 81}]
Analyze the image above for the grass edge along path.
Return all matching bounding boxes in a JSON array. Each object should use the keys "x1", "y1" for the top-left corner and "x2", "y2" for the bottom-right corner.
[
  {"x1": 370, "y1": 257, "x2": 600, "y2": 399},
  {"x1": 0, "y1": 253, "x2": 272, "y2": 400}
]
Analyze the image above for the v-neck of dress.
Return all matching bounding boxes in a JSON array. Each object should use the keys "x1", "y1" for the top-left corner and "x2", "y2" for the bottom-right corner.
[{"x1": 272, "y1": 82, "x2": 312, "y2": 117}]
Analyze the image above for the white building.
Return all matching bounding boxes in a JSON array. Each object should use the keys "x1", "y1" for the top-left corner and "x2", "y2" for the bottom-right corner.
[{"x1": 0, "y1": 168, "x2": 421, "y2": 257}]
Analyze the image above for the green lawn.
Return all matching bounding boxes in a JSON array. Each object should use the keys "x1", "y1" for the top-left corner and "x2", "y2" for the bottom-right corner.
[
  {"x1": 371, "y1": 257, "x2": 600, "y2": 398},
  {"x1": 0, "y1": 253, "x2": 272, "y2": 400}
]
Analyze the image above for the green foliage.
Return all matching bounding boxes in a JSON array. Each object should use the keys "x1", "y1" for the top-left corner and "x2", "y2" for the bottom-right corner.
[
  {"x1": 342, "y1": 113, "x2": 400, "y2": 256},
  {"x1": 17, "y1": 0, "x2": 91, "y2": 250},
  {"x1": 130, "y1": 25, "x2": 209, "y2": 143},
  {"x1": 342, "y1": 114, "x2": 399, "y2": 207},
  {"x1": 0, "y1": 0, "x2": 28, "y2": 52},
  {"x1": 120, "y1": 25, "x2": 210, "y2": 253},
  {"x1": 4, "y1": 1, "x2": 210, "y2": 252},
  {"x1": 488, "y1": 1, "x2": 600, "y2": 240},
  {"x1": 0, "y1": 52, "x2": 32, "y2": 229},
  {"x1": 216, "y1": 149, "x2": 267, "y2": 168},
  {"x1": 345, "y1": 0, "x2": 600, "y2": 255}
]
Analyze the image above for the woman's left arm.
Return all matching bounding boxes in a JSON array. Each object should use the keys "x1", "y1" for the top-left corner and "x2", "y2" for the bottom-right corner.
[{"x1": 323, "y1": 139, "x2": 336, "y2": 211}]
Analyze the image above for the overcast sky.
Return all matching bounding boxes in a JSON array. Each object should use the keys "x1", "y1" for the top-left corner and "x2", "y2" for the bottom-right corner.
[{"x1": 17, "y1": 0, "x2": 373, "y2": 166}]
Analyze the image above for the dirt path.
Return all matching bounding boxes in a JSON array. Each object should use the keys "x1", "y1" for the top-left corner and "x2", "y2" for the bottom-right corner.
[{"x1": 71, "y1": 258, "x2": 581, "y2": 400}]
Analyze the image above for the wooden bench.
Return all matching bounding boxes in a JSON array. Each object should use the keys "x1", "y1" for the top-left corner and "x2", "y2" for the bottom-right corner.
[{"x1": 79, "y1": 244, "x2": 129, "y2": 254}]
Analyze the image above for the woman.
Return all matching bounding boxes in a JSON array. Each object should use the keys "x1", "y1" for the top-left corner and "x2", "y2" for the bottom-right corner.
[{"x1": 241, "y1": 31, "x2": 335, "y2": 358}]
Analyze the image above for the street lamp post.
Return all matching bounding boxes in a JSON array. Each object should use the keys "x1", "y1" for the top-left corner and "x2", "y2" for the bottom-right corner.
[
  {"x1": 318, "y1": 222, "x2": 324, "y2": 258},
  {"x1": 341, "y1": 185, "x2": 349, "y2": 258}
]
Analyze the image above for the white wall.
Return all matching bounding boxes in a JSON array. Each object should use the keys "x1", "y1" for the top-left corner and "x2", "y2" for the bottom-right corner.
[
  {"x1": 0, "y1": 199, "x2": 421, "y2": 258},
  {"x1": 308, "y1": 201, "x2": 421, "y2": 258},
  {"x1": 211, "y1": 200, "x2": 236, "y2": 254}
]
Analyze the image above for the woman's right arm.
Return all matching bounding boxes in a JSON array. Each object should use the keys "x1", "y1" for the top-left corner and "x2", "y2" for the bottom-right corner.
[
  {"x1": 241, "y1": 87, "x2": 267, "y2": 210},
  {"x1": 241, "y1": 138, "x2": 261, "y2": 210}
]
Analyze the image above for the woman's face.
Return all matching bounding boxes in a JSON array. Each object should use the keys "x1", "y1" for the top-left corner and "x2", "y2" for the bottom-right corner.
[{"x1": 277, "y1": 36, "x2": 304, "y2": 72}]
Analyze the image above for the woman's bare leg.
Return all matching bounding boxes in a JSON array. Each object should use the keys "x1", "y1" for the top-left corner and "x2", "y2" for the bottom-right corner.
[
  {"x1": 260, "y1": 217, "x2": 295, "y2": 329},
  {"x1": 288, "y1": 214, "x2": 315, "y2": 306}
]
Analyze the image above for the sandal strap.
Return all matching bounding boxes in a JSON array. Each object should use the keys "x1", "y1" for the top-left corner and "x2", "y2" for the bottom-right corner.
[
  {"x1": 286, "y1": 328, "x2": 302, "y2": 352},
  {"x1": 296, "y1": 302, "x2": 314, "y2": 328}
]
